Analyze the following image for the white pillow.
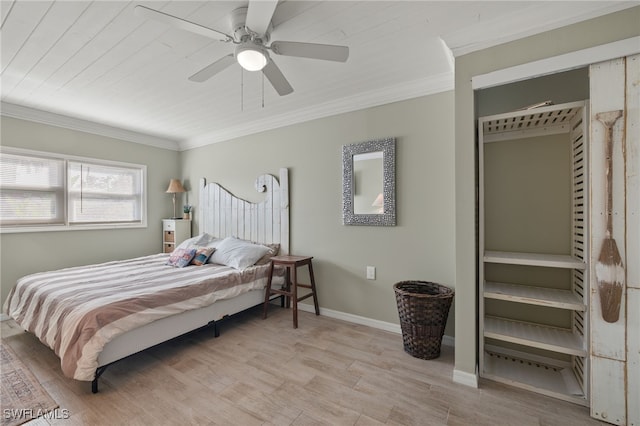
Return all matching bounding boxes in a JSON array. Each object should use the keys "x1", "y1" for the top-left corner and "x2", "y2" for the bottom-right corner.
[
  {"x1": 175, "y1": 233, "x2": 215, "y2": 251},
  {"x1": 207, "y1": 237, "x2": 270, "y2": 270},
  {"x1": 204, "y1": 237, "x2": 223, "y2": 249}
]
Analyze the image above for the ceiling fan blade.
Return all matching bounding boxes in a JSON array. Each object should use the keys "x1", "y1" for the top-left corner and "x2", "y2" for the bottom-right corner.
[
  {"x1": 134, "y1": 5, "x2": 231, "y2": 42},
  {"x1": 245, "y1": 0, "x2": 278, "y2": 36},
  {"x1": 262, "y1": 60, "x2": 293, "y2": 96},
  {"x1": 270, "y1": 41, "x2": 349, "y2": 62},
  {"x1": 189, "y1": 54, "x2": 236, "y2": 82}
]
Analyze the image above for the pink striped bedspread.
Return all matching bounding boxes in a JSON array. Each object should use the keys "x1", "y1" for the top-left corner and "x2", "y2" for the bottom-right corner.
[{"x1": 3, "y1": 254, "x2": 272, "y2": 381}]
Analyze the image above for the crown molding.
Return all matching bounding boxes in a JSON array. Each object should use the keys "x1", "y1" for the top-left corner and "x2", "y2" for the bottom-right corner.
[
  {"x1": 2, "y1": 71, "x2": 453, "y2": 153},
  {"x1": 180, "y1": 71, "x2": 454, "y2": 150},
  {"x1": 0, "y1": 102, "x2": 179, "y2": 151},
  {"x1": 443, "y1": 2, "x2": 637, "y2": 57}
]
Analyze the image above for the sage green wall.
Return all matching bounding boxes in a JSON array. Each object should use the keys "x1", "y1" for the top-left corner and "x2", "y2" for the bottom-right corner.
[
  {"x1": 0, "y1": 116, "x2": 180, "y2": 305},
  {"x1": 485, "y1": 133, "x2": 572, "y2": 255},
  {"x1": 454, "y1": 7, "x2": 640, "y2": 377},
  {"x1": 485, "y1": 133, "x2": 573, "y2": 339},
  {"x1": 180, "y1": 93, "x2": 456, "y2": 330}
]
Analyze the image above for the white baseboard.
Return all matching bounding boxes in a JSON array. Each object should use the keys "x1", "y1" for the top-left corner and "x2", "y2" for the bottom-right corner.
[
  {"x1": 441, "y1": 335, "x2": 454, "y2": 347},
  {"x1": 453, "y1": 368, "x2": 479, "y2": 388},
  {"x1": 298, "y1": 303, "x2": 401, "y2": 333},
  {"x1": 297, "y1": 304, "x2": 454, "y2": 347}
]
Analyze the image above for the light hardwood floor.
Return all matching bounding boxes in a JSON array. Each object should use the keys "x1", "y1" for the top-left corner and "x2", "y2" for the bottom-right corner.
[{"x1": 1, "y1": 307, "x2": 603, "y2": 426}]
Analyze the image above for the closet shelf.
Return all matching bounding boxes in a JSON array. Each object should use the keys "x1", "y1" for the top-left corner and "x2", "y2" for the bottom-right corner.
[
  {"x1": 484, "y1": 281, "x2": 585, "y2": 311},
  {"x1": 483, "y1": 347, "x2": 587, "y2": 406},
  {"x1": 484, "y1": 316, "x2": 587, "y2": 356},
  {"x1": 484, "y1": 251, "x2": 585, "y2": 269}
]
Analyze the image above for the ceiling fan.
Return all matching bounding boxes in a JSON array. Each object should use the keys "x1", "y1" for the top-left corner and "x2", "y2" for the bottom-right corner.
[{"x1": 134, "y1": 1, "x2": 349, "y2": 96}]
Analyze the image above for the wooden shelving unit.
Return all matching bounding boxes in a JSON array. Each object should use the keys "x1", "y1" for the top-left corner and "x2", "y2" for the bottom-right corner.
[{"x1": 478, "y1": 101, "x2": 589, "y2": 406}]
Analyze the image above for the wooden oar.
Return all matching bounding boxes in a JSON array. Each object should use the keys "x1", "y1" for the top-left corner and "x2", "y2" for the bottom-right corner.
[{"x1": 595, "y1": 110, "x2": 624, "y2": 323}]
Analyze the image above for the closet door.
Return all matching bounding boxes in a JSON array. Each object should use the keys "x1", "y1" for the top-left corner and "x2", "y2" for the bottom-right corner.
[{"x1": 589, "y1": 54, "x2": 639, "y2": 426}]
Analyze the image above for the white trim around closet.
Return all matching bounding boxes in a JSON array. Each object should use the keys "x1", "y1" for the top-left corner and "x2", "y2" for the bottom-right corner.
[{"x1": 472, "y1": 36, "x2": 640, "y2": 90}]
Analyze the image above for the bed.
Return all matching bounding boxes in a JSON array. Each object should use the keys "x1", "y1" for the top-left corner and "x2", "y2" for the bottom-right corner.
[{"x1": 3, "y1": 168, "x2": 289, "y2": 393}]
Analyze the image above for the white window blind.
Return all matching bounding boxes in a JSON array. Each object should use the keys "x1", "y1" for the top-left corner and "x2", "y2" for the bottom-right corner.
[
  {"x1": 68, "y1": 161, "x2": 143, "y2": 224},
  {"x1": 1, "y1": 148, "x2": 146, "y2": 231},
  {"x1": 0, "y1": 152, "x2": 65, "y2": 225}
]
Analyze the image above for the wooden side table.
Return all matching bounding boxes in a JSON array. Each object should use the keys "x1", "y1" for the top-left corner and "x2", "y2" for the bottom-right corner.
[
  {"x1": 263, "y1": 255, "x2": 319, "y2": 328},
  {"x1": 162, "y1": 219, "x2": 191, "y2": 253}
]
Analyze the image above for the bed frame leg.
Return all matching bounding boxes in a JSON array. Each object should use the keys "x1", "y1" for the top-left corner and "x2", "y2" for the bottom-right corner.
[
  {"x1": 214, "y1": 321, "x2": 220, "y2": 338},
  {"x1": 92, "y1": 366, "x2": 108, "y2": 394}
]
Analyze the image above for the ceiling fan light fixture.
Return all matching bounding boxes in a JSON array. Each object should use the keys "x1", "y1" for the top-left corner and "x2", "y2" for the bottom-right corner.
[{"x1": 236, "y1": 43, "x2": 267, "y2": 71}]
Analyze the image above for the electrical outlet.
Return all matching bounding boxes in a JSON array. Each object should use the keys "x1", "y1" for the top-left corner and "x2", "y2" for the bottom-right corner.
[{"x1": 366, "y1": 266, "x2": 376, "y2": 280}]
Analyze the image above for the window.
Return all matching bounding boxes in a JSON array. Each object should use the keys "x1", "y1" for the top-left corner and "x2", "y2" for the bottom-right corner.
[
  {"x1": 0, "y1": 148, "x2": 146, "y2": 231},
  {"x1": 0, "y1": 152, "x2": 65, "y2": 225},
  {"x1": 68, "y1": 161, "x2": 143, "y2": 224}
]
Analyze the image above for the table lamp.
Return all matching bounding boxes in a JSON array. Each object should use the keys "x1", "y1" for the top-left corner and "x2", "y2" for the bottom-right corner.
[{"x1": 166, "y1": 179, "x2": 185, "y2": 219}]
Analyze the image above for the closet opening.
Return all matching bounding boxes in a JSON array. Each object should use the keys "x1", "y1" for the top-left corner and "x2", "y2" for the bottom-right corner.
[{"x1": 475, "y1": 67, "x2": 590, "y2": 406}]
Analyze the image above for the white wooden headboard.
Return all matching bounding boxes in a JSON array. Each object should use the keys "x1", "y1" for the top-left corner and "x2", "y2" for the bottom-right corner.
[{"x1": 198, "y1": 168, "x2": 289, "y2": 255}]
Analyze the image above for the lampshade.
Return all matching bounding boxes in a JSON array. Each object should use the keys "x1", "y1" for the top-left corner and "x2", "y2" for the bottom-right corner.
[
  {"x1": 236, "y1": 43, "x2": 267, "y2": 71},
  {"x1": 166, "y1": 179, "x2": 185, "y2": 194}
]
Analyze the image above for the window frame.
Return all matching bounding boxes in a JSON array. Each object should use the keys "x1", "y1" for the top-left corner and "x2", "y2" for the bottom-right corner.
[{"x1": 0, "y1": 147, "x2": 147, "y2": 233}]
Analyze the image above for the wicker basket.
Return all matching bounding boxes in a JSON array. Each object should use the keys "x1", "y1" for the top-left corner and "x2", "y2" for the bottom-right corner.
[{"x1": 393, "y1": 281, "x2": 454, "y2": 360}]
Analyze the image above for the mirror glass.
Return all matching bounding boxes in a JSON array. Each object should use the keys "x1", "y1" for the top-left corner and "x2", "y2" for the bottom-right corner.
[
  {"x1": 342, "y1": 137, "x2": 395, "y2": 226},
  {"x1": 353, "y1": 152, "x2": 383, "y2": 214}
]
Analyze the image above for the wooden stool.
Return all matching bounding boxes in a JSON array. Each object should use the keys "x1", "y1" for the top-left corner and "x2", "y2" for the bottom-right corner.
[{"x1": 263, "y1": 255, "x2": 319, "y2": 328}]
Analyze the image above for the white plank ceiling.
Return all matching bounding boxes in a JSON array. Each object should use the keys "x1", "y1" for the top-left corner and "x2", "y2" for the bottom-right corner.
[{"x1": 0, "y1": 1, "x2": 636, "y2": 150}]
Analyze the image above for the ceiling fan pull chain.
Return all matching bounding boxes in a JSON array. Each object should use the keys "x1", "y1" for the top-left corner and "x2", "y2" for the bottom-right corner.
[
  {"x1": 240, "y1": 68, "x2": 244, "y2": 112},
  {"x1": 262, "y1": 72, "x2": 265, "y2": 108}
]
